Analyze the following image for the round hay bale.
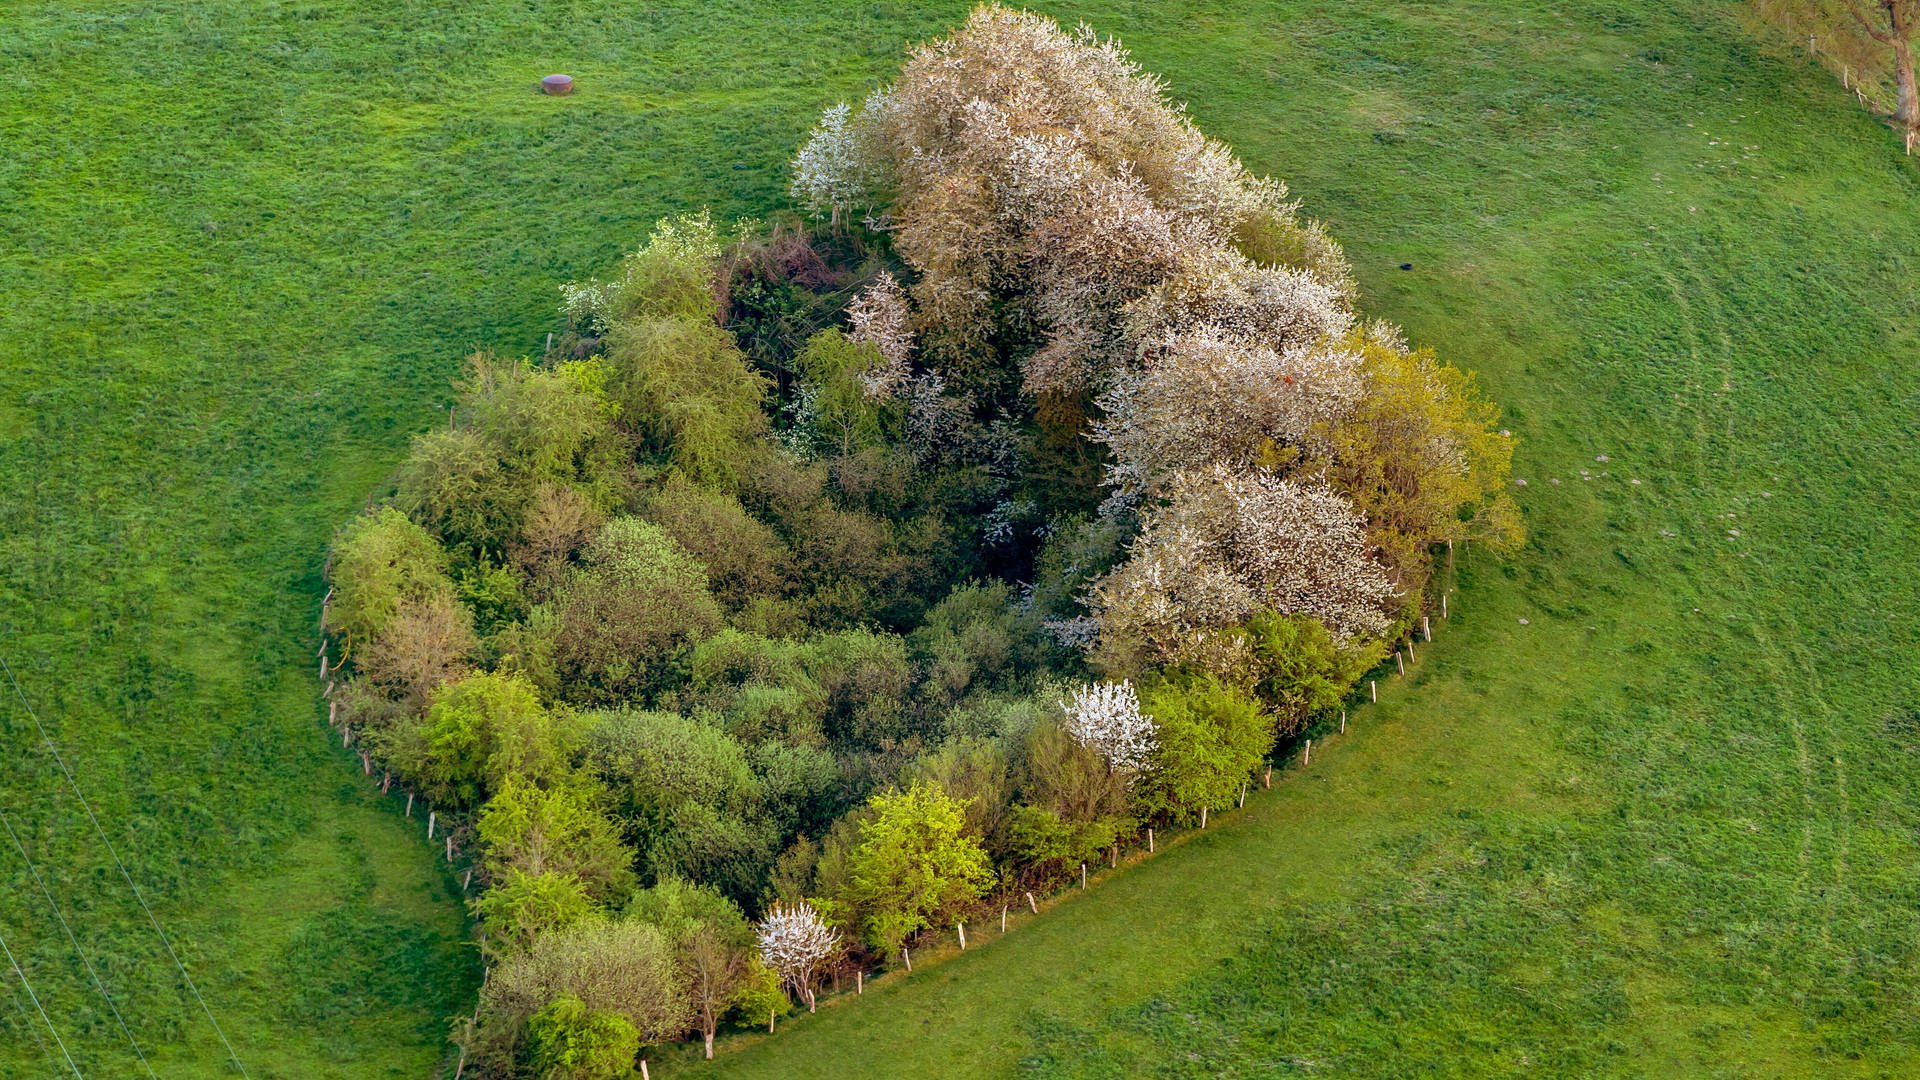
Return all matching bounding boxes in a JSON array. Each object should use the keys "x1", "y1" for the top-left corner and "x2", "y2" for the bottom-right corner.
[{"x1": 542, "y1": 74, "x2": 574, "y2": 96}]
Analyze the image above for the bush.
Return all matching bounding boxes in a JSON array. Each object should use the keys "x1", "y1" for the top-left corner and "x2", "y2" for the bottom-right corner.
[
  {"x1": 477, "y1": 917, "x2": 691, "y2": 1068},
  {"x1": 639, "y1": 477, "x2": 791, "y2": 610},
  {"x1": 787, "y1": 328, "x2": 898, "y2": 458},
  {"x1": 839, "y1": 780, "x2": 994, "y2": 952},
  {"x1": 511, "y1": 482, "x2": 607, "y2": 597},
  {"x1": 393, "y1": 428, "x2": 529, "y2": 554},
  {"x1": 605, "y1": 315, "x2": 768, "y2": 491},
  {"x1": 1237, "y1": 611, "x2": 1380, "y2": 735},
  {"x1": 329, "y1": 507, "x2": 456, "y2": 644},
  {"x1": 355, "y1": 591, "x2": 476, "y2": 707},
  {"x1": 910, "y1": 737, "x2": 1012, "y2": 846},
  {"x1": 1135, "y1": 677, "x2": 1274, "y2": 824},
  {"x1": 478, "y1": 777, "x2": 636, "y2": 904},
  {"x1": 908, "y1": 581, "x2": 1042, "y2": 708},
  {"x1": 585, "y1": 708, "x2": 775, "y2": 900},
  {"x1": 810, "y1": 629, "x2": 916, "y2": 752},
  {"x1": 526, "y1": 996, "x2": 641, "y2": 1080},
  {"x1": 471, "y1": 868, "x2": 598, "y2": 962},
  {"x1": 1006, "y1": 717, "x2": 1131, "y2": 881},
  {"x1": 1315, "y1": 328, "x2": 1523, "y2": 589},
  {"x1": 391, "y1": 670, "x2": 580, "y2": 808},
  {"x1": 550, "y1": 518, "x2": 722, "y2": 704}
]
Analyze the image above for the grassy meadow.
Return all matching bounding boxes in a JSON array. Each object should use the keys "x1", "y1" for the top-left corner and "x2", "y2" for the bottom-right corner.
[{"x1": 2, "y1": 1, "x2": 1916, "y2": 1078}]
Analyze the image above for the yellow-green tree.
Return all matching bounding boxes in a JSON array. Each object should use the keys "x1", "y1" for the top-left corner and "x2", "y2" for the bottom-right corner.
[
  {"x1": 842, "y1": 781, "x2": 993, "y2": 952},
  {"x1": 1318, "y1": 329, "x2": 1523, "y2": 589}
]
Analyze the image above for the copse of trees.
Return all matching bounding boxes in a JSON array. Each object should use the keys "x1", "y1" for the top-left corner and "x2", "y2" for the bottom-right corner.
[{"x1": 321, "y1": 6, "x2": 1520, "y2": 1075}]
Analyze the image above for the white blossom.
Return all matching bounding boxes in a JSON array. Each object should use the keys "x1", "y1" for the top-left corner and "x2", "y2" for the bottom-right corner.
[
  {"x1": 1123, "y1": 245, "x2": 1352, "y2": 355},
  {"x1": 983, "y1": 497, "x2": 1036, "y2": 545},
  {"x1": 1042, "y1": 615, "x2": 1100, "y2": 649},
  {"x1": 791, "y1": 101, "x2": 887, "y2": 226},
  {"x1": 1090, "y1": 467, "x2": 1397, "y2": 663},
  {"x1": 1092, "y1": 329, "x2": 1365, "y2": 501},
  {"x1": 756, "y1": 901, "x2": 839, "y2": 1012},
  {"x1": 826, "y1": 4, "x2": 1346, "y2": 383},
  {"x1": 846, "y1": 271, "x2": 913, "y2": 398},
  {"x1": 1061, "y1": 679, "x2": 1157, "y2": 774},
  {"x1": 902, "y1": 372, "x2": 970, "y2": 463}
]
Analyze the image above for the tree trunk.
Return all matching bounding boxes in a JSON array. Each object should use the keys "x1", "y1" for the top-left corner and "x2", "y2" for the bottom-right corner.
[
  {"x1": 1894, "y1": 36, "x2": 1918, "y2": 128},
  {"x1": 704, "y1": 1029, "x2": 715, "y2": 1060}
]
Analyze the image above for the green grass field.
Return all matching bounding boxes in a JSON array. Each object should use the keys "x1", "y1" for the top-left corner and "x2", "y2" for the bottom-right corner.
[{"x1": 2, "y1": 1, "x2": 1916, "y2": 1077}]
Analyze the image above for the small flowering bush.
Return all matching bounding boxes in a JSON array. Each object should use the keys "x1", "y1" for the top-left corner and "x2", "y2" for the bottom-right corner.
[{"x1": 1061, "y1": 680, "x2": 1157, "y2": 775}]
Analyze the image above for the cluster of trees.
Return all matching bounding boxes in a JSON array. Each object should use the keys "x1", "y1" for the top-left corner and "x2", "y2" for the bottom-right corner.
[{"x1": 324, "y1": 7, "x2": 1520, "y2": 1076}]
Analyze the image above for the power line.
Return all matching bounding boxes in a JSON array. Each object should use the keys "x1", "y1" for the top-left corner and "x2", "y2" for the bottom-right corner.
[
  {"x1": 2, "y1": 949, "x2": 62, "y2": 1078},
  {"x1": 1, "y1": 651, "x2": 250, "y2": 1078},
  {"x1": 1, "y1": 809, "x2": 157, "y2": 1078},
  {"x1": 0, "y1": 925, "x2": 83, "y2": 1078}
]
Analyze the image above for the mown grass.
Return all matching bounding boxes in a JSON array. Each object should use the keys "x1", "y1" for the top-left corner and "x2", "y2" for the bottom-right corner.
[{"x1": 1, "y1": 0, "x2": 1915, "y2": 1077}]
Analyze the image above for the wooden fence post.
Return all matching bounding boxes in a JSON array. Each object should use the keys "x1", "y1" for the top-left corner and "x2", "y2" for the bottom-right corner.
[
  {"x1": 1371, "y1": 680, "x2": 1377, "y2": 702},
  {"x1": 1147, "y1": 828, "x2": 1153, "y2": 853},
  {"x1": 1443, "y1": 593, "x2": 1448, "y2": 619},
  {"x1": 446, "y1": 835, "x2": 453, "y2": 862},
  {"x1": 1424, "y1": 615, "x2": 1432, "y2": 641},
  {"x1": 958, "y1": 923, "x2": 966, "y2": 950},
  {"x1": 405, "y1": 792, "x2": 414, "y2": 817},
  {"x1": 639, "y1": 1060, "x2": 649, "y2": 1080},
  {"x1": 1200, "y1": 806, "x2": 1208, "y2": 829},
  {"x1": 381, "y1": 771, "x2": 391, "y2": 794},
  {"x1": 857, "y1": 969, "x2": 863, "y2": 994},
  {"x1": 1238, "y1": 782, "x2": 1247, "y2": 808},
  {"x1": 1264, "y1": 764, "x2": 1272, "y2": 788},
  {"x1": 1397, "y1": 650, "x2": 1405, "y2": 676},
  {"x1": 1340, "y1": 709, "x2": 1347, "y2": 734},
  {"x1": 1026, "y1": 891, "x2": 1038, "y2": 914},
  {"x1": 1001, "y1": 904, "x2": 1008, "y2": 933},
  {"x1": 1080, "y1": 862, "x2": 1087, "y2": 889},
  {"x1": 1304, "y1": 739, "x2": 1312, "y2": 766},
  {"x1": 428, "y1": 811, "x2": 436, "y2": 839},
  {"x1": 1111, "y1": 843, "x2": 1118, "y2": 868},
  {"x1": 902, "y1": 947, "x2": 911, "y2": 973},
  {"x1": 463, "y1": 869, "x2": 473, "y2": 891}
]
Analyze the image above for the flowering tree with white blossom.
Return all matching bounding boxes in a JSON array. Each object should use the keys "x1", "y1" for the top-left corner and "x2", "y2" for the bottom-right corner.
[
  {"x1": 846, "y1": 271, "x2": 914, "y2": 399},
  {"x1": 1061, "y1": 680, "x2": 1157, "y2": 775},
  {"x1": 1089, "y1": 466, "x2": 1399, "y2": 673},
  {"x1": 756, "y1": 901, "x2": 839, "y2": 1013}
]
